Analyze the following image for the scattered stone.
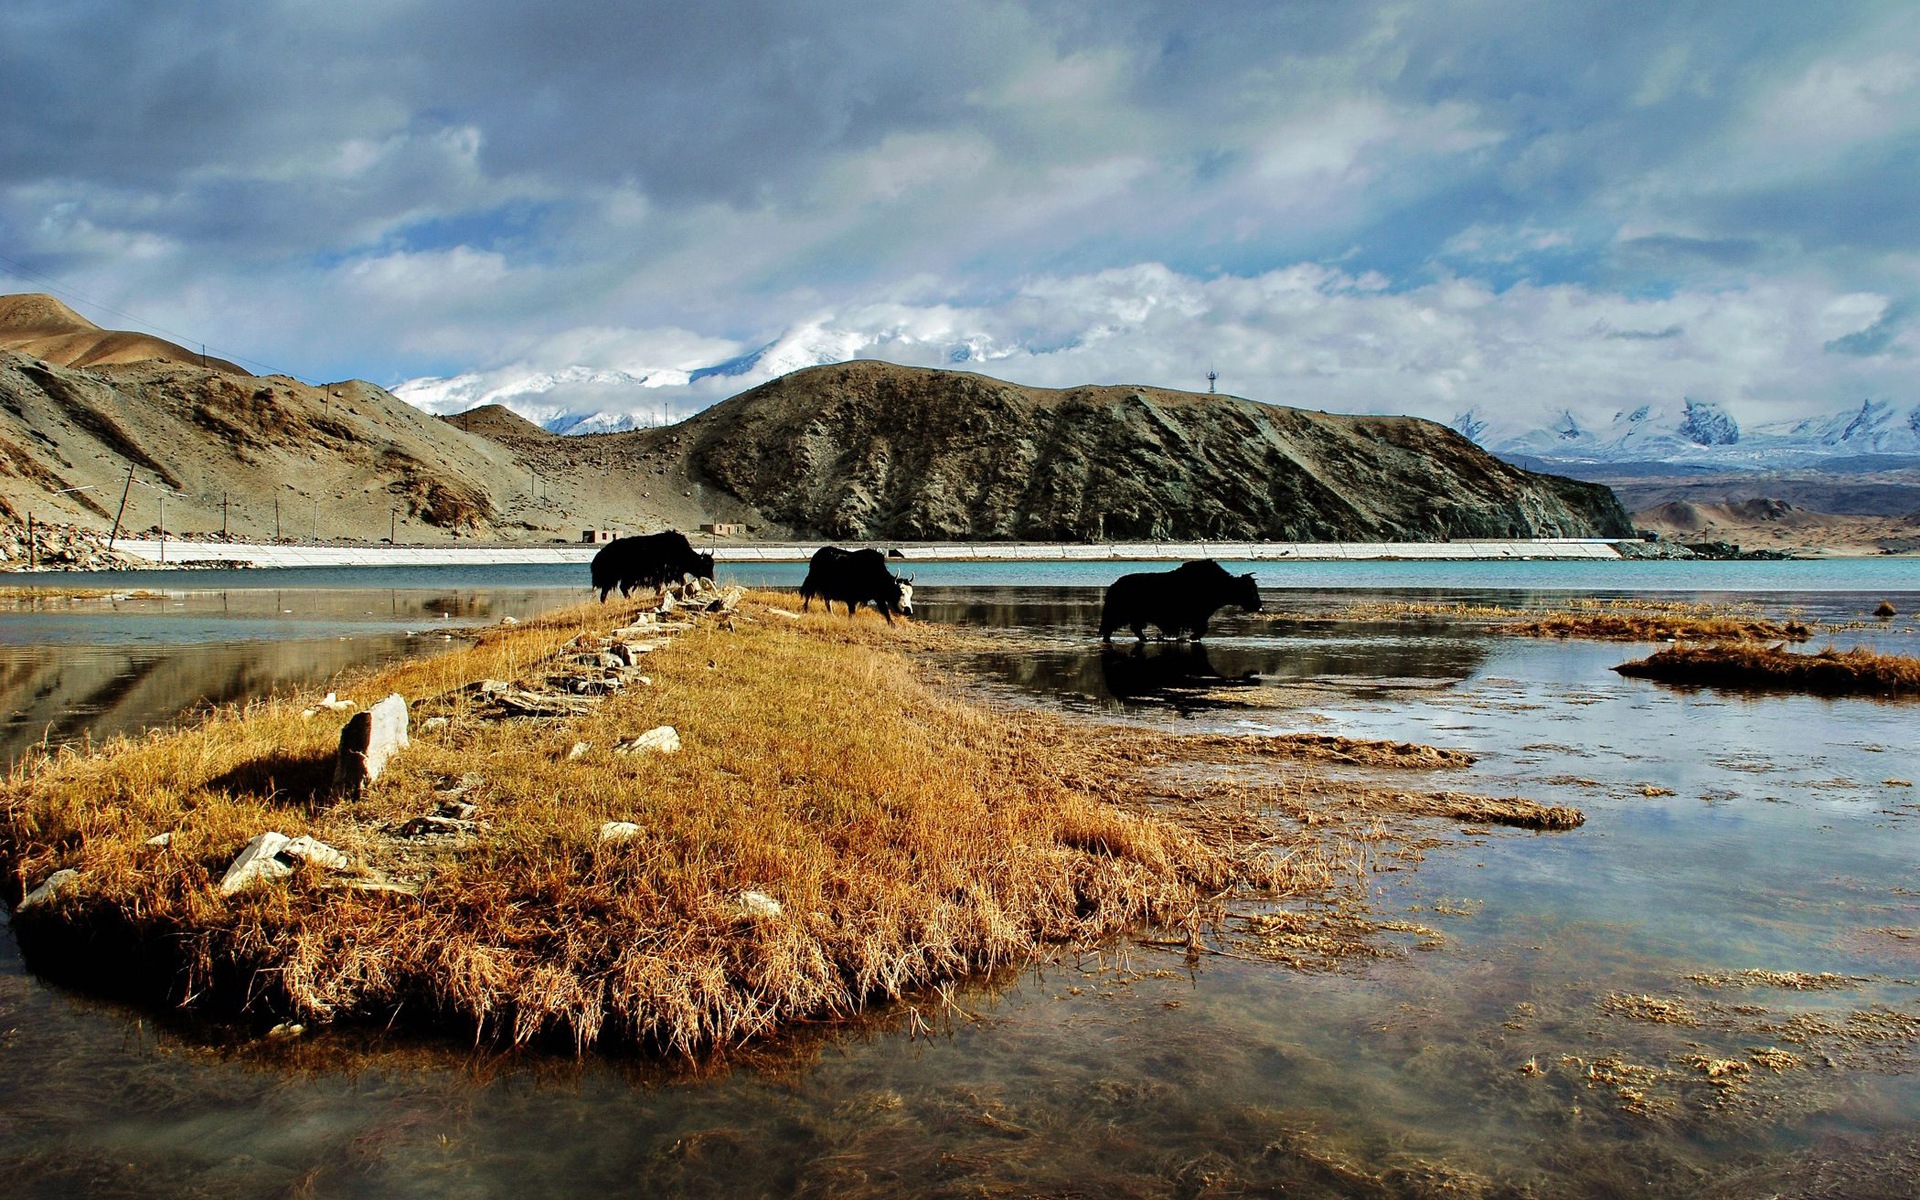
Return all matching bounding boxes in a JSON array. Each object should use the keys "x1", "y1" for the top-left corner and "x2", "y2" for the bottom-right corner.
[
  {"x1": 737, "y1": 890, "x2": 783, "y2": 920},
  {"x1": 393, "y1": 814, "x2": 476, "y2": 838},
  {"x1": 282, "y1": 835, "x2": 350, "y2": 871},
  {"x1": 709, "y1": 585, "x2": 747, "y2": 613},
  {"x1": 219, "y1": 832, "x2": 351, "y2": 895},
  {"x1": 475, "y1": 679, "x2": 511, "y2": 698},
  {"x1": 768, "y1": 607, "x2": 804, "y2": 621},
  {"x1": 617, "y1": 726, "x2": 681, "y2": 755},
  {"x1": 599, "y1": 821, "x2": 645, "y2": 842},
  {"x1": 419, "y1": 716, "x2": 450, "y2": 733},
  {"x1": 16, "y1": 868, "x2": 79, "y2": 912},
  {"x1": 335, "y1": 878, "x2": 424, "y2": 896},
  {"x1": 317, "y1": 692, "x2": 355, "y2": 711},
  {"x1": 332, "y1": 693, "x2": 410, "y2": 796},
  {"x1": 1875, "y1": 600, "x2": 1898, "y2": 617},
  {"x1": 436, "y1": 799, "x2": 478, "y2": 820},
  {"x1": 143, "y1": 831, "x2": 173, "y2": 848},
  {"x1": 568, "y1": 741, "x2": 591, "y2": 760},
  {"x1": 267, "y1": 1022, "x2": 305, "y2": 1039},
  {"x1": 500, "y1": 615, "x2": 519, "y2": 625}
]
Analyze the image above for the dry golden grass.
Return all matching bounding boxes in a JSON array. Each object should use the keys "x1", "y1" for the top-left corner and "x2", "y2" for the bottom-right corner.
[
  {"x1": 1613, "y1": 643, "x2": 1920, "y2": 696},
  {"x1": 0, "y1": 592, "x2": 1313, "y2": 1055},
  {"x1": 1094, "y1": 731, "x2": 1476, "y2": 770},
  {"x1": 1262, "y1": 597, "x2": 1811, "y2": 642}
]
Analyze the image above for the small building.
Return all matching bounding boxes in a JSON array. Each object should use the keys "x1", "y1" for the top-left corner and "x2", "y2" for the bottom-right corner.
[
  {"x1": 582, "y1": 529, "x2": 621, "y2": 544},
  {"x1": 700, "y1": 522, "x2": 747, "y2": 537}
]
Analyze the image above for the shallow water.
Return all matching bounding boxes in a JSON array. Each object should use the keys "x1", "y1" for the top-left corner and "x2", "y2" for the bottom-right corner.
[{"x1": 1, "y1": 570, "x2": 1917, "y2": 1196}]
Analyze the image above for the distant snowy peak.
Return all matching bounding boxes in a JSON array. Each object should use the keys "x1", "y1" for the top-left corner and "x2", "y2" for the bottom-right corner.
[
  {"x1": 1751, "y1": 398, "x2": 1920, "y2": 454},
  {"x1": 1458, "y1": 397, "x2": 1920, "y2": 466},
  {"x1": 1676, "y1": 399, "x2": 1740, "y2": 446},
  {"x1": 1456, "y1": 398, "x2": 1742, "y2": 462}
]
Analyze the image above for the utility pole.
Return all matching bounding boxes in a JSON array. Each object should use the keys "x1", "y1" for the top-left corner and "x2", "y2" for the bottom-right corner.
[
  {"x1": 107, "y1": 465, "x2": 134, "y2": 551},
  {"x1": 390, "y1": 507, "x2": 398, "y2": 544},
  {"x1": 158, "y1": 490, "x2": 167, "y2": 563},
  {"x1": 221, "y1": 492, "x2": 229, "y2": 540},
  {"x1": 275, "y1": 498, "x2": 281, "y2": 541},
  {"x1": 26, "y1": 512, "x2": 34, "y2": 569},
  {"x1": 311, "y1": 498, "x2": 318, "y2": 542}
]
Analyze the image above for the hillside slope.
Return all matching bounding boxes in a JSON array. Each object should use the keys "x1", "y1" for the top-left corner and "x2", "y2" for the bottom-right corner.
[
  {"x1": 0, "y1": 350, "x2": 530, "y2": 540},
  {"x1": 0, "y1": 294, "x2": 248, "y2": 375},
  {"x1": 677, "y1": 362, "x2": 1631, "y2": 541}
]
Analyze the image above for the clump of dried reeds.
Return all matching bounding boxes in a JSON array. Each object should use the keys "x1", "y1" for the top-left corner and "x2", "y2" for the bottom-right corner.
[
  {"x1": 0, "y1": 593, "x2": 1306, "y2": 1055},
  {"x1": 1262, "y1": 597, "x2": 1811, "y2": 642},
  {"x1": 1613, "y1": 643, "x2": 1920, "y2": 696}
]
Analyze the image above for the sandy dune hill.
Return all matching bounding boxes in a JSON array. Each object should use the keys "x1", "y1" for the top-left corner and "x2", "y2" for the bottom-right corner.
[
  {"x1": 1634, "y1": 498, "x2": 1920, "y2": 555},
  {"x1": 0, "y1": 293, "x2": 248, "y2": 375}
]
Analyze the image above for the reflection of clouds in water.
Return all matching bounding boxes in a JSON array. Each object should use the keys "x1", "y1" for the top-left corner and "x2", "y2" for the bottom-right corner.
[
  {"x1": 0, "y1": 587, "x2": 582, "y2": 762},
  {"x1": 0, "y1": 638, "x2": 422, "y2": 763}
]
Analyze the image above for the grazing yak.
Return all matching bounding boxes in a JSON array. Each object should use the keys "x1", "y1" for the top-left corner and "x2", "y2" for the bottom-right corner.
[
  {"x1": 800, "y1": 546, "x2": 914, "y2": 623},
  {"x1": 1099, "y1": 559, "x2": 1262, "y2": 642},
  {"x1": 591, "y1": 531, "x2": 716, "y2": 601}
]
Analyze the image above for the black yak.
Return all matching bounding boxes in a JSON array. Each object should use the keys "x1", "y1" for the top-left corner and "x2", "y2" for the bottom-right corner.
[
  {"x1": 800, "y1": 546, "x2": 913, "y2": 623},
  {"x1": 1098, "y1": 559, "x2": 1261, "y2": 642},
  {"x1": 591, "y1": 531, "x2": 716, "y2": 601}
]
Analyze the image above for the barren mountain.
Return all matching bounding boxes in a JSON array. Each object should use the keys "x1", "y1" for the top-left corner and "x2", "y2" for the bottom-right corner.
[
  {"x1": 0, "y1": 294, "x2": 1631, "y2": 546},
  {"x1": 0, "y1": 293, "x2": 248, "y2": 375},
  {"x1": 673, "y1": 361, "x2": 1631, "y2": 541}
]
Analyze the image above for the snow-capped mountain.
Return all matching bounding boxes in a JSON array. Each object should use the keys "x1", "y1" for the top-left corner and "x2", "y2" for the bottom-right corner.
[
  {"x1": 391, "y1": 323, "x2": 897, "y2": 433},
  {"x1": 393, "y1": 365, "x2": 691, "y2": 432},
  {"x1": 1456, "y1": 398, "x2": 1920, "y2": 467}
]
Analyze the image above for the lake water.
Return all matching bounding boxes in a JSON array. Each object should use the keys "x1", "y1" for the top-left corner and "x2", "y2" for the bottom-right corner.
[{"x1": 1, "y1": 561, "x2": 1917, "y2": 1197}]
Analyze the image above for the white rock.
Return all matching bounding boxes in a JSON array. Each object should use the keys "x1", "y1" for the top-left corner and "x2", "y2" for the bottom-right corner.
[
  {"x1": 220, "y1": 832, "x2": 351, "y2": 895},
  {"x1": 143, "y1": 831, "x2": 173, "y2": 848},
  {"x1": 317, "y1": 692, "x2": 356, "y2": 712},
  {"x1": 220, "y1": 832, "x2": 293, "y2": 894},
  {"x1": 16, "y1": 868, "x2": 79, "y2": 912},
  {"x1": 333, "y1": 693, "x2": 410, "y2": 795},
  {"x1": 567, "y1": 741, "x2": 591, "y2": 760},
  {"x1": 501, "y1": 615, "x2": 519, "y2": 625},
  {"x1": 282, "y1": 835, "x2": 351, "y2": 871},
  {"x1": 599, "y1": 820, "x2": 644, "y2": 842},
  {"x1": 617, "y1": 726, "x2": 680, "y2": 755},
  {"x1": 768, "y1": 607, "x2": 804, "y2": 621},
  {"x1": 737, "y1": 890, "x2": 783, "y2": 920}
]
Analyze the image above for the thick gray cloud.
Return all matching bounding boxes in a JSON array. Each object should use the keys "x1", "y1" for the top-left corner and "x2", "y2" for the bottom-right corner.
[{"x1": 1, "y1": 1, "x2": 1915, "y2": 421}]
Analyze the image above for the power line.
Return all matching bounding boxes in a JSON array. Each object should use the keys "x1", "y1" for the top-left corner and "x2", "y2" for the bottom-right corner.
[{"x1": 0, "y1": 252, "x2": 299, "y2": 380}]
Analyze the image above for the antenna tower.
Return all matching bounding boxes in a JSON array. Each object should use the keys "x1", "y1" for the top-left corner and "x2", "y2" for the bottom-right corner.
[{"x1": 1206, "y1": 367, "x2": 1218, "y2": 394}]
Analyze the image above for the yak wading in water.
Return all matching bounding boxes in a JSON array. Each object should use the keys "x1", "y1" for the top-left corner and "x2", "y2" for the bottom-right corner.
[
  {"x1": 591, "y1": 531, "x2": 716, "y2": 601},
  {"x1": 1099, "y1": 559, "x2": 1262, "y2": 642},
  {"x1": 800, "y1": 546, "x2": 914, "y2": 623}
]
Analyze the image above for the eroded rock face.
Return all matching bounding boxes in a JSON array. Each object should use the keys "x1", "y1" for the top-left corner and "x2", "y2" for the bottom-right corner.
[
  {"x1": 332, "y1": 693, "x2": 410, "y2": 796},
  {"x1": 684, "y1": 362, "x2": 1633, "y2": 541}
]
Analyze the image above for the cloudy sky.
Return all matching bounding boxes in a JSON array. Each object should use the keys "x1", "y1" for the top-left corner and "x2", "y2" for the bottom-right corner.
[{"x1": 3, "y1": 0, "x2": 1916, "y2": 429}]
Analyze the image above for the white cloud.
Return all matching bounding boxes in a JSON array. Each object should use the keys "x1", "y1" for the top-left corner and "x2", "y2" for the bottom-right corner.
[{"x1": 392, "y1": 261, "x2": 1917, "y2": 436}]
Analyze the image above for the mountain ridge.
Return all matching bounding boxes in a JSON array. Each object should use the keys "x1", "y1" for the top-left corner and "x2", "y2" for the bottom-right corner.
[{"x1": 0, "y1": 293, "x2": 1632, "y2": 546}]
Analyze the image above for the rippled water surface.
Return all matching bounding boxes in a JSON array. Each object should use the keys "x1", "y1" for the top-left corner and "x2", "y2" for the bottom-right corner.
[{"x1": 1, "y1": 564, "x2": 1917, "y2": 1197}]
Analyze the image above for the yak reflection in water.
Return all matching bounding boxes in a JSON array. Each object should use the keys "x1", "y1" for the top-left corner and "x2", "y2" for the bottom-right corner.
[
  {"x1": 1100, "y1": 642, "x2": 1254, "y2": 712},
  {"x1": 967, "y1": 635, "x2": 1488, "y2": 712}
]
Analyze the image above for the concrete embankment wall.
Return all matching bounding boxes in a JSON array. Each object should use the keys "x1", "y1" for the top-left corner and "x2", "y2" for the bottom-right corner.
[{"x1": 110, "y1": 539, "x2": 1626, "y2": 568}]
